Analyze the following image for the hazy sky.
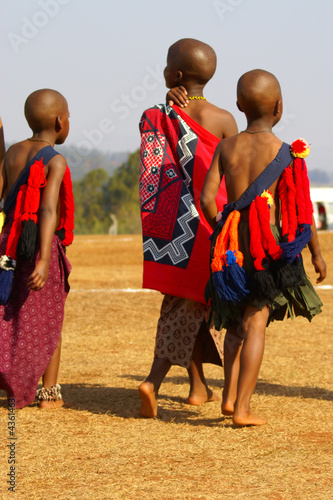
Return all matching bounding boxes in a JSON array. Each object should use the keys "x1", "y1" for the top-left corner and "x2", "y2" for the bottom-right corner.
[{"x1": 2, "y1": 0, "x2": 332, "y2": 172}]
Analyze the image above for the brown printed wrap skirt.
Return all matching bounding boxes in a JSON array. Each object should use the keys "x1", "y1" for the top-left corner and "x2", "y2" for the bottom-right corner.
[{"x1": 154, "y1": 294, "x2": 223, "y2": 369}]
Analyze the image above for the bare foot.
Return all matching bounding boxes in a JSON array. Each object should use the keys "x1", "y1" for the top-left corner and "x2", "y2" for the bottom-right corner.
[
  {"x1": 233, "y1": 410, "x2": 267, "y2": 427},
  {"x1": 39, "y1": 399, "x2": 65, "y2": 409},
  {"x1": 187, "y1": 388, "x2": 221, "y2": 406},
  {"x1": 138, "y1": 382, "x2": 157, "y2": 418},
  {"x1": 221, "y1": 400, "x2": 234, "y2": 416}
]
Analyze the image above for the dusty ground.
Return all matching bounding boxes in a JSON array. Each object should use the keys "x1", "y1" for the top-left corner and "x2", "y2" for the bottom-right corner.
[{"x1": 0, "y1": 232, "x2": 332, "y2": 499}]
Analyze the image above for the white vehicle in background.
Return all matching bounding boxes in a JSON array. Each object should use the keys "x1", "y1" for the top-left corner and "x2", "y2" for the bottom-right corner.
[{"x1": 310, "y1": 187, "x2": 333, "y2": 230}]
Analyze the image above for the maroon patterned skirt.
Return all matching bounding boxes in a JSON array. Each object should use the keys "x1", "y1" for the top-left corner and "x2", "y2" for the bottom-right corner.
[{"x1": 0, "y1": 210, "x2": 71, "y2": 408}]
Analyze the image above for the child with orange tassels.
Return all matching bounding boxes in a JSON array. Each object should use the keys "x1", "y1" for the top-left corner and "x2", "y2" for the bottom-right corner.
[{"x1": 201, "y1": 69, "x2": 326, "y2": 426}]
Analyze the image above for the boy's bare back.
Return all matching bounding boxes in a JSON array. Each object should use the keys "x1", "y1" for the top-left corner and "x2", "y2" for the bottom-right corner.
[
  {"x1": 217, "y1": 133, "x2": 283, "y2": 222},
  {"x1": 2, "y1": 140, "x2": 66, "y2": 202}
]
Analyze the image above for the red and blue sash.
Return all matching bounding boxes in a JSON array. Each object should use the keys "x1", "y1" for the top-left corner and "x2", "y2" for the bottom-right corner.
[{"x1": 209, "y1": 141, "x2": 313, "y2": 306}]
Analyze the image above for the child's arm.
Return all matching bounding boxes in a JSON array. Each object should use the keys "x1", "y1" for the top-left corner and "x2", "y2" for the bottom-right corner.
[
  {"x1": 200, "y1": 143, "x2": 224, "y2": 230},
  {"x1": 27, "y1": 155, "x2": 67, "y2": 291},
  {"x1": 308, "y1": 217, "x2": 327, "y2": 283},
  {"x1": 166, "y1": 86, "x2": 189, "y2": 107}
]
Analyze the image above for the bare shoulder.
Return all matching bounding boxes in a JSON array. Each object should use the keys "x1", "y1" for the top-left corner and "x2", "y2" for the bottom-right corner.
[
  {"x1": 5, "y1": 140, "x2": 27, "y2": 159},
  {"x1": 207, "y1": 102, "x2": 235, "y2": 119},
  {"x1": 45, "y1": 153, "x2": 67, "y2": 178},
  {"x1": 218, "y1": 131, "x2": 239, "y2": 151},
  {"x1": 4, "y1": 141, "x2": 31, "y2": 177},
  {"x1": 182, "y1": 101, "x2": 238, "y2": 139},
  {"x1": 213, "y1": 132, "x2": 238, "y2": 152},
  {"x1": 48, "y1": 153, "x2": 67, "y2": 167},
  {"x1": 204, "y1": 102, "x2": 238, "y2": 139},
  {"x1": 216, "y1": 133, "x2": 243, "y2": 170}
]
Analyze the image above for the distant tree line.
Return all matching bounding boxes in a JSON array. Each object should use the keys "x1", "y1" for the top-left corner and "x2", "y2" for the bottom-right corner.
[
  {"x1": 56, "y1": 145, "x2": 128, "y2": 181},
  {"x1": 71, "y1": 148, "x2": 332, "y2": 235},
  {"x1": 73, "y1": 149, "x2": 141, "y2": 234}
]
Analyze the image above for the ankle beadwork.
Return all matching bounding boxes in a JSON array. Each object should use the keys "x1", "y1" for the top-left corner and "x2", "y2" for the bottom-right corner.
[{"x1": 36, "y1": 384, "x2": 62, "y2": 402}]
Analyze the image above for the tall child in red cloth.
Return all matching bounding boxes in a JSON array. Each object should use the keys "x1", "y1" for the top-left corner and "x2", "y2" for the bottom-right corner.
[
  {"x1": 201, "y1": 69, "x2": 326, "y2": 426},
  {"x1": 0, "y1": 89, "x2": 74, "y2": 408},
  {"x1": 138, "y1": 39, "x2": 238, "y2": 417}
]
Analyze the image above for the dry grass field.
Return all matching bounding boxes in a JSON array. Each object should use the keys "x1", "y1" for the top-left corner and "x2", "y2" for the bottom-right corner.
[{"x1": 0, "y1": 232, "x2": 332, "y2": 499}]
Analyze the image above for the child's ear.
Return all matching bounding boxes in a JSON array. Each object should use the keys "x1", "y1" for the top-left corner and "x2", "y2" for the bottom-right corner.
[
  {"x1": 236, "y1": 100, "x2": 243, "y2": 112},
  {"x1": 273, "y1": 99, "x2": 282, "y2": 117},
  {"x1": 175, "y1": 70, "x2": 183, "y2": 83},
  {"x1": 55, "y1": 116, "x2": 62, "y2": 132}
]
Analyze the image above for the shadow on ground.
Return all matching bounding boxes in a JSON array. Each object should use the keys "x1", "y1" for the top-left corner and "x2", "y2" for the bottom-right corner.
[
  {"x1": 1, "y1": 378, "x2": 331, "y2": 425},
  {"x1": 123, "y1": 374, "x2": 333, "y2": 400}
]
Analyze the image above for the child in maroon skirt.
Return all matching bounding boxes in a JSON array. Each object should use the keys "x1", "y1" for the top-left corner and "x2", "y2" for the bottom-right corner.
[{"x1": 0, "y1": 89, "x2": 74, "y2": 408}]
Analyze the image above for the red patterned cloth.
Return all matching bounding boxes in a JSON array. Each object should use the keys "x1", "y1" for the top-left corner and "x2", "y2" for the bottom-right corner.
[
  {"x1": 0, "y1": 209, "x2": 71, "y2": 408},
  {"x1": 139, "y1": 104, "x2": 227, "y2": 304}
]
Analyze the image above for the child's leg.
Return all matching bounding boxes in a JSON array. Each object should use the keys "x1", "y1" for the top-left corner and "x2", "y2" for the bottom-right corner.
[
  {"x1": 233, "y1": 305, "x2": 269, "y2": 426},
  {"x1": 222, "y1": 324, "x2": 243, "y2": 416},
  {"x1": 138, "y1": 357, "x2": 172, "y2": 417},
  {"x1": 39, "y1": 336, "x2": 64, "y2": 408},
  {"x1": 187, "y1": 322, "x2": 221, "y2": 405}
]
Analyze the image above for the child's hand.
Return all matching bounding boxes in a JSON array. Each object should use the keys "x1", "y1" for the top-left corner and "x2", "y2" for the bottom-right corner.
[
  {"x1": 311, "y1": 254, "x2": 327, "y2": 283},
  {"x1": 166, "y1": 86, "x2": 189, "y2": 107},
  {"x1": 27, "y1": 259, "x2": 49, "y2": 291}
]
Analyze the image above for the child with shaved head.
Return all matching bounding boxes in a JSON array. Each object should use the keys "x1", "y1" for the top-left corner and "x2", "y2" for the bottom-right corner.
[
  {"x1": 201, "y1": 69, "x2": 326, "y2": 426},
  {"x1": 0, "y1": 89, "x2": 74, "y2": 408},
  {"x1": 138, "y1": 38, "x2": 237, "y2": 418}
]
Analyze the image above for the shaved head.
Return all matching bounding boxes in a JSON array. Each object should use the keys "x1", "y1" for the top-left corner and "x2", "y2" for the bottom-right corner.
[
  {"x1": 237, "y1": 69, "x2": 282, "y2": 119},
  {"x1": 167, "y1": 38, "x2": 217, "y2": 85},
  {"x1": 24, "y1": 89, "x2": 68, "y2": 133}
]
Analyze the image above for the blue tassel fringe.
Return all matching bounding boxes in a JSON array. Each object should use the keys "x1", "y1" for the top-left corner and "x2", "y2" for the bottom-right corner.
[
  {"x1": 280, "y1": 224, "x2": 312, "y2": 263},
  {"x1": 213, "y1": 263, "x2": 250, "y2": 305}
]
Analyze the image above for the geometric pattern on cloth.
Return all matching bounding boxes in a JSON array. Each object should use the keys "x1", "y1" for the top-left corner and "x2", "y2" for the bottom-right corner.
[
  {"x1": 143, "y1": 192, "x2": 198, "y2": 266},
  {"x1": 177, "y1": 114, "x2": 198, "y2": 188},
  {"x1": 139, "y1": 103, "x2": 224, "y2": 302},
  {"x1": 140, "y1": 105, "x2": 199, "y2": 268},
  {"x1": 139, "y1": 129, "x2": 168, "y2": 212}
]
